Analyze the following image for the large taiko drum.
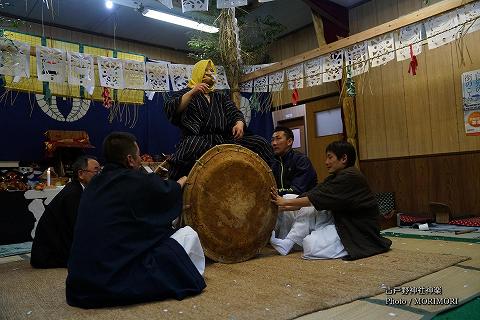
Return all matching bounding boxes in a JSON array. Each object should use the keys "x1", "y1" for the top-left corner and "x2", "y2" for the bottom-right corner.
[{"x1": 182, "y1": 144, "x2": 277, "y2": 263}]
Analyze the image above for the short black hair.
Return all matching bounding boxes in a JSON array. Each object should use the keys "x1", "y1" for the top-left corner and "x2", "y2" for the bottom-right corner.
[
  {"x1": 71, "y1": 155, "x2": 97, "y2": 181},
  {"x1": 103, "y1": 132, "x2": 138, "y2": 165},
  {"x1": 325, "y1": 140, "x2": 356, "y2": 168},
  {"x1": 273, "y1": 126, "x2": 294, "y2": 141}
]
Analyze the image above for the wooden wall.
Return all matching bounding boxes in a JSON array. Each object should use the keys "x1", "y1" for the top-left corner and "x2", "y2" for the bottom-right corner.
[
  {"x1": 267, "y1": 25, "x2": 339, "y2": 107},
  {"x1": 14, "y1": 21, "x2": 193, "y2": 63},
  {"x1": 350, "y1": 0, "x2": 480, "y2": 160},
  {"x1": 361, "y1": 151, "x2": 480, "y2": 216}
]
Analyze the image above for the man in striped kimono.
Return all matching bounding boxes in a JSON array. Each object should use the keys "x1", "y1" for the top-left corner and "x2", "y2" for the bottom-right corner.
[{"x1": 165, "y1": 59, "x2": 274, "y2": 180}]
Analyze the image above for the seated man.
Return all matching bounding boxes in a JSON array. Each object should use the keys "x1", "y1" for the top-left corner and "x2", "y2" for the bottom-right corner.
[
  {"x1": 271, "y1": 126, "x2": 317, "y2": 238},
  {"x1": 270, "y1": 140, "x2": 392, "y2": 260},
  {"x1": 30, "y1": 155, "x2": 100, "y2": 268},
  {"x1": 164, "y1": 59, "x2": 274, "y2": 180},
  {"x1": 66, "y1": 132, "x2": 206, "y2": 308}
]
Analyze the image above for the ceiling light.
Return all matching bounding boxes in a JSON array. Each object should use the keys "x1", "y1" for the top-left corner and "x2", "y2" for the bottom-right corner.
[
  {"x1": 142, "y1": 9, "x2": 218, "y2": 33},
  {"x1": 105, "y1": 1, "x2": 113, "y2": 9}
]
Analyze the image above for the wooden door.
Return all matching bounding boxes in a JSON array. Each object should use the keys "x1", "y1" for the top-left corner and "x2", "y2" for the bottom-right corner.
[{"x1": 306, "y1": 96, "x2": 344, "y2": 181}]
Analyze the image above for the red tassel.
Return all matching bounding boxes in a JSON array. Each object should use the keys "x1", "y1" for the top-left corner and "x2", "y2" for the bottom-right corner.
[
  {"x1": 102, "y1": 87, "x2": 113, "y2": 108},
  {"x1": 291, "y1": 88, "x2": 299, "y2": 106},
  {"x1": 408, "y1": 44, "x2": 418, "y2": 76}
]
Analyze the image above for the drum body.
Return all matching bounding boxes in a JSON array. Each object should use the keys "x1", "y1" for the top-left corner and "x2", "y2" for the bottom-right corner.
[{"x1": 183, "y1": 144, "x2": 277, "y2": 263}]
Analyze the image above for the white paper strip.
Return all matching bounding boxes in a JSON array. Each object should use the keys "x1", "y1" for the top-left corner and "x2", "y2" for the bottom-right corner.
[
  {"x1": 239, "y1": 65, "x2": 256, "y2": 93},
  {"x1": 123, "y1": 59, "x2": 146, "y2": 90},
  {"x1": 0, "y1": 39, "x2": 30, "y2": 79},
  {"x1": 368, "y1": 33, "x2": 395, "y2": 67},
  {"x1": 67, "y1": 52, "x2": 95, "y2": 88},
  {"x1": 97, "y1": 56, "x2": 125, "y2": 89},
  {"x1": 146, "y1": 61, "x2": 170, "y2": 91},
  {"x1": 182, "y1": 0, "x2": 208, "y2": 12},
  {"x1": 268, "y1": 70, "x2": 284, "y2": 92},
  {"x1": 457, "y1": 2, "x2": 480, "y2": 35},
  {"x1": 215, "y1": 65, "x2": 230, "y2": 90},
  {"x1": 304, "y1": 57, "x2": 323, "y2": 87},
  {"x1": 323, "y1": 50, "x2": 343, "y2": 83},
  {"x1": 254, "y1": 64, "x2": 272, "y2": 92},
  {"x1": 345, "y1": 42, "x2": 369, "y2": 77},
  {"x1": 157, "y1": 0, "x2": 173, "y2": 9},
  {"x1": 395, "y1": 23, "x2": 423, "y2": 62},
  {"x1": 424, "y1": 11, "x2": 460, "y2": 50},
  {"x1": 286, "y1": 64, "x2": 304, "y2": 89},
  {"x1": 36, "y1": 46, "x2": 67, "y2": 83},
  {"x1": 168, "y1": 64, "x2": 193, "y2": 91},
  {"x1": 217, "y1": 0, "x2": 248, "y2": 9}
]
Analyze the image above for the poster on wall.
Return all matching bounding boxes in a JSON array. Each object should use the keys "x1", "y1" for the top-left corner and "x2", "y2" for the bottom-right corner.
[{"x1": 461, "y1": 69, "x2": 480, "y2": 136}]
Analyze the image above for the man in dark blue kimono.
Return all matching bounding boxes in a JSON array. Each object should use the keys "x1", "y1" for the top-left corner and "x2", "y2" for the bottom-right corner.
[
  {"x1": 270, "y1": 126, "x2": 317, "y2": 239},
  {"x1": 165, "y1": 59, "x2": 274, "y2": 180},
  {"x1": 66, "y1": 132, "x2": 206, "y2": 308},
  {"x1": 30, "y1": 155, "x2": 100, "y2": 268}
]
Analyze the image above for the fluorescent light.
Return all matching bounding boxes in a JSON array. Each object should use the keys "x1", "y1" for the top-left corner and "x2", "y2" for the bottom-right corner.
[
  {"x1": 105, "y1": 1, "x2": 113, "y2": 9},
  {"x1": 142, "y1": 9, "x2": 218, "y2": 33}
]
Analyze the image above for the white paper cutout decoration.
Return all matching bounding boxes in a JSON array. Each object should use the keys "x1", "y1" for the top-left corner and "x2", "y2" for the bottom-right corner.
[
  {"x1": 239, "y1": 65, "x2": 256, "y2": 93},
  {"x1": 215, "y1": 65, "x2": 230, "y2": 90},
  {"x1": 0, "y1": 39, "x2": 30, "y2": 81},
  {"x1": 304, "y1": 56, "x2": 323, "y2": 87},
  {"x1": 146, "y1": 61, "x2": 170, "y2": 91},
  {"x1": 157, "y1": 0, "x2": 173, "y2": 9},
  {"x1": 36, "y1": 46, "x2": 67, "y2": 84},
  {"x1": 286, "y1": 64, "x2": 304, "y2": 89},
  {"x1": 97, "y1": 56, "x2": 125, "y2": 89},
  {"x1": 424, "y1": 11, "x2": 460, "y2": 50},
  {"x1": 367, "y1": 33, "x2": 395, "y2": 67},
  {"x1": 168, "y1": 64, "x2": 193, "y2": 91},
  {"x1": 67, "y1": 52, "x2": 95, "y2": 88},
  {"x1": 395, "y1": 23, "x2": 423, "y2": 62},
  {"x1": 268, "y1": 70, "x2": 284, "y2": 92},
  {"x1": 217, "y1": 0, "x2": 248, "y2": 9},
  {"x1": 323, "y1": 50, "x2": 343, "y2": 83},
  {"x1": 345, "y1": 42, "x2": 369, "y2": 77},
  {"x1": 123, "y1": 59, "x2": 146, "y2": 90},
  {"x1": 253, "y1": 64, "x2": 271, "y2": 93},
  {"x1": 457, "y1": 2, "x2": 480, "y2": 35},
  {"x1": 182, "y1": 0, "x2": 208, "y2": 12}
]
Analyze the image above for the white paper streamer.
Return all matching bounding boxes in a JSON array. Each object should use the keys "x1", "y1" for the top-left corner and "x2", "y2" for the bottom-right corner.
[
  {"x1": 323, "y1": 50, "x2": 343, "y2": 82},
  {"x1": 239, "y1": 65, "x2": 256, "y2": 93},
  {"x1": 146, "y1": 60, "x2": 170, "y2": 91},
  {"x1": 182, "y1": 0, "x2": 208, "y2": 12},
  {"x1": 395, "y1": 23, "x2": 423, "y2": 62},
  {"x1": 345, "y1": 42, "x2": 369, "y2": 77},
  {"x1": 304, "y1": 57, "x2": 323, "y2": 87},
  {"x1": 123, "y1": 59, "x2": 146, "y2": 90},
  {"x1": 215, "y1": 65, "x2": 230, "y2": 90},
  {"x1": 0, "y1": 39, "x2": 30, "y2": 80},
  {"x1": 286, "y1": 64, "x2": 304, "y2": 89},
  {"x1": 253, "y1": 64, "x2": 272, "y2": 92},
  {"x1": 67, "y1": 52, "x2": 95, "y2": 88},
  {"x1": 424, "y1": 11, "x2": 460, "y2": 50},
  {"x1": 36, "y1": 46, "x2": 67, "y2": 83},
  {"x1": 457, "y1": 2, "x2": 480, "y2": 35},
  {"x1": 168, "y1": 64, "x2": 193, "y2": 91},
  {"x1": 217, "y1": 0, "x2": 247, "y2": 9},
  {"x1": 268, "y1": 70, "x2": 284, "y2": 92},
  {"x1": 97, "y1": 56, "x2": 125, "y2": 89},
  {"x1": 368, "y1": 33, "x2": 395, "y2": 67}
]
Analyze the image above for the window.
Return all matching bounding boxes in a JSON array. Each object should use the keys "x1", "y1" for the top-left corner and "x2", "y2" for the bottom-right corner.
[{"x1": 315, "y1": 108, "x2": 343, "y2": 137}]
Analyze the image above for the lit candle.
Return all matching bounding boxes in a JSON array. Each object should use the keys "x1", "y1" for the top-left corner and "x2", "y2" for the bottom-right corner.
[{"x1": 46, "y1": 167, "x2": 51, "y2": 186}]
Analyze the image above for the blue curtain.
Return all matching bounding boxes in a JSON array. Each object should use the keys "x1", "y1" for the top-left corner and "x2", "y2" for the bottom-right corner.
[{"x1": 0, "y1": 90, "x2": 273, "y2": 163}]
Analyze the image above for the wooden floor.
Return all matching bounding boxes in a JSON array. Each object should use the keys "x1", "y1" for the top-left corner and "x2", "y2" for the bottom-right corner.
[{"x1": 1, "y1": 236, "x2": 479, "y2": 320}]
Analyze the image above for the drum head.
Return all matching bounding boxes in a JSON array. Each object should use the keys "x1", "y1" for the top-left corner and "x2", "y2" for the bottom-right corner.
[{"x1": 183, "y1": 144, "x2": 277, "y2": 263}]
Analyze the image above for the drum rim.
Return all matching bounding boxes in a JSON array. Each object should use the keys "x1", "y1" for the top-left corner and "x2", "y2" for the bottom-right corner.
[{"x1": 182, "y1": 144, "x2": 277, "y2": 263}]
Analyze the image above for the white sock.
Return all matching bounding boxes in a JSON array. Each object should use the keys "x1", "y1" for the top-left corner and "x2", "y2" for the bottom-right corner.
[{"x1": 270, "y1": 231, "x2": 295, "y2": 256}]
